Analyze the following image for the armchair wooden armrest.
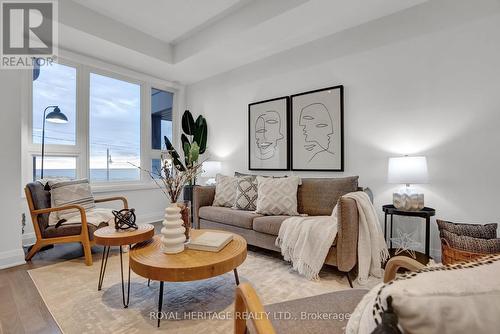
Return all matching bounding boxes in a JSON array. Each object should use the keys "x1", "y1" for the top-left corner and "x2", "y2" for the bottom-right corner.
[
  {"x1": 32, "y1": 204, "x2": 89, "y2": 232},
  {"x1": 235, "y1": 283, "x2": 276, "y2": 334},
  {"x1": 95, "y1": 196, "x2": 128, "y2": 209},
  {"x1": 383, "y1": 256, "x2": 426, "y2": 283}
]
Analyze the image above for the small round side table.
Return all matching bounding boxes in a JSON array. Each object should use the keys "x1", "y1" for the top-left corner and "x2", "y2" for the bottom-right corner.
[
  {"x1": 93, "y1": 224, "x2": 155, "y2": 307},
  {"x1": 382, "y1": 205, "x2": 436, "y2": 264}
]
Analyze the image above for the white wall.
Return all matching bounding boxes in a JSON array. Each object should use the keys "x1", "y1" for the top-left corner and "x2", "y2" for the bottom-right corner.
[
  {"x1": 186, "y1": 1, "x2": 500, "y2": 258},
  {"x1": 0, "y1": 70, "x2": 25, "y2": 269}
]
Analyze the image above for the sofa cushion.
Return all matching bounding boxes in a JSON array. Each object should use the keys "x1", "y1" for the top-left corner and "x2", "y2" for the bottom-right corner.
[
  {"x1": 253, "y1": 216, "x2": 291, "y2": 236},
  {"x1": 256, "y1": 176, "x2": 300, "y2": 216},
  {"x1": 44, "y1": 221, "x2": 107, "y2": 240},
  {"x1": 298, "y1": 177, "x2": 358, "y2": 216},
  {"x1": 232, "y1": 178, "x2": 258, "y2": 211},
  {"x1": 198, "y1": 206, "x2": 262, "y2": 229}
]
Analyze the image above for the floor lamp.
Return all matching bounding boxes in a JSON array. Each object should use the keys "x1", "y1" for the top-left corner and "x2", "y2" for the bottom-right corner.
[{"x1": 40, "y1": 106, "x2": 68, "y2": 179}]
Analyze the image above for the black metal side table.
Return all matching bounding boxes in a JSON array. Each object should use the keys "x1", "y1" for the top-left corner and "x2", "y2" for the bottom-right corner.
[{"x1": 382, "y1": 204, "x2": 436, "y2": 261}]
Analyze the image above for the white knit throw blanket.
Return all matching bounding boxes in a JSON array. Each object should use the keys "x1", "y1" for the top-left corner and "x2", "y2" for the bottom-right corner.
[
  {"x1": 276, "y1": 191, "x2": 389, "y2": 283},
  {"x1": 276, "y1": 214, "x2": 338, "y2": 280},
  {"x1": 343, "y1": 192, "x2": 389, "y2": 284}
]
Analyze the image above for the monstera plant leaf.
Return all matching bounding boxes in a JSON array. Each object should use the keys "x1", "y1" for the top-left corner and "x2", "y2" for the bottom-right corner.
[
  {"x1": 193, "y1": 115, "x2": 208, "y2": 154},
  {"x1": 181, "y1": 110, "x2": 195, "y2": 136},
  {"x1": 164, "y1": 136, "x2": 186, "y2": 171}
]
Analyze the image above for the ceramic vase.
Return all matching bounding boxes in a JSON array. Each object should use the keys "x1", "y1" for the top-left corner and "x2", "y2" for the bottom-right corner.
[{"x1": 161, "y1": 203, "x2": 186, "y2": 254}]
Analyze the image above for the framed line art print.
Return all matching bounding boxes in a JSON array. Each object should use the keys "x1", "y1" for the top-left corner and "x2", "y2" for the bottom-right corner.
[
  {"x1": 291, "y1": 85, "x2": 344, "y2": 171},
  {"x1": 248, "y1": 96, "x2": 289, "y2": 170}
]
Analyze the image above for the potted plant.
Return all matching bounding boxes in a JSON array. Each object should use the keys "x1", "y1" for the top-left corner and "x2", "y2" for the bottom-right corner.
[{"x1": 164, "y1": 109, "x2": 208, "y2": 204}]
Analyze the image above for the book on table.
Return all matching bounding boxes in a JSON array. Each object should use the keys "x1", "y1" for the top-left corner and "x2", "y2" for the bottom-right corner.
[{"x1": 188, "y1": 231, "x2": 233, "y2": 252}]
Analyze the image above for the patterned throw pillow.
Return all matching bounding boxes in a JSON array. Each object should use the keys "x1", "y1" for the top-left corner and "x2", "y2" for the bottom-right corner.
[
  {"x1": 437, "y1": 219, "x2": 497, "y2": 239},
  {"x1": 255, "y1": 176, "x2": 300, "y2": 216},
  {"x1": 441, "y1": 229, "x2": 500, "y2": 254},
  {"x1": 232, "y1": 178, "x2": 258, "y2": 211},
  {"x1": 347, "y1": 254, "x2": 500, "y2": 334},
  {"x1": 213, "y1": 174, "x2": 244, "y2": 207},
  {"x1": 48, "y1": 179, "x2": 96, "y2": 222}
]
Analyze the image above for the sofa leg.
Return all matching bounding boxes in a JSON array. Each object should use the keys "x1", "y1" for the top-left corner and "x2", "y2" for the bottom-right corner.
[{"x1": 345, "y1": 272, "x2": 354, "y2": 288}]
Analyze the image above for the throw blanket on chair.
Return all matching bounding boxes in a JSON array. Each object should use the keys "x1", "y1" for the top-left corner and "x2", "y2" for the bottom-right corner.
[{"x1": 276, "y1": 191, "x2": 389, "y2": 283}]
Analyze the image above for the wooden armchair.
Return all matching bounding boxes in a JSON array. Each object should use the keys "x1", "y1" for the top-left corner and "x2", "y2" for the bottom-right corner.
[
  {"x1": 234, "y1": 256, "x2": 425, "y2": 334},
  {"x1": 24, "y1": 182, "x2": 128, "y2": 266}
]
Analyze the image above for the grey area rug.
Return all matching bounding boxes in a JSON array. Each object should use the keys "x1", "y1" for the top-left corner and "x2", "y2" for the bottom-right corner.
[{"x1": 29, "y1": 249, "x2": 366, "y2": 333}]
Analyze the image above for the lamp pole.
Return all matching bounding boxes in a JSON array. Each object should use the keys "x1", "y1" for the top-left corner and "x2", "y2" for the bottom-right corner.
[{"x1": 41, "y1": 106, "x2": 58, "y2": 179}]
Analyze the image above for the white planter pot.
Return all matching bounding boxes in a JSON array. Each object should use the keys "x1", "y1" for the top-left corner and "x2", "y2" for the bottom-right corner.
[{"x1": 161, "y1": 203, "x2": 186, "y2": 254}]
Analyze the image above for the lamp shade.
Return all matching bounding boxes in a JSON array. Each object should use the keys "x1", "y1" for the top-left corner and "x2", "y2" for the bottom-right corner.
[
  {"x1": 46, "y1": 107, "x2": 68, "y2": 124},
  {"x1": 201, "y1": 161, "x2": 222, "y2": 178},
  {"x1": 388, "y1": 156, "x2": 428, "y2": 184}
]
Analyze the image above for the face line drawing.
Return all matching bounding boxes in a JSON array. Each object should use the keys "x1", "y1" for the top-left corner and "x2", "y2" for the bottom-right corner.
[
  {"x1": 298, "y1": 102, "x2": 334, "y2": 162},
  {"x1": 255, "y1": 110, "x2": 284, "y2": 160}
]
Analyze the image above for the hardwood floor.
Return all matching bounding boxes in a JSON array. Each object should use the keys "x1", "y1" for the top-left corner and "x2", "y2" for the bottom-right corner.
[{"x1": 0, "y1": 223, "x2": 163, "y2": 334}]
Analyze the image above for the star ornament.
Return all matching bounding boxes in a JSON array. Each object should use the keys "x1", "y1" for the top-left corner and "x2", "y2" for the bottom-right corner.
[{"x1": 390, "y1": 230, "x2": 421, "y2": 259}]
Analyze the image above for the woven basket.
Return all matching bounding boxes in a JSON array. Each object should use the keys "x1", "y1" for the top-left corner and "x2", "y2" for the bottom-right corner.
[{"x1": 440, "y1": 238, "x2": 490, "y2": 265}]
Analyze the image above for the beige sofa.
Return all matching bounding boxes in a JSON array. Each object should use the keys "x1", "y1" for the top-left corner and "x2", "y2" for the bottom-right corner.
[{"x1": 193, "y1": 176, "x2": 366, "y2": 275}]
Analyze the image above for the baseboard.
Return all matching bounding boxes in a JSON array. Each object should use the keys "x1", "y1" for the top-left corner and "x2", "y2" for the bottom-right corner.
[
  {"x1": 22, "y1": 232, "x2": 36, "y2": 247},
  {"x1": 0, "y1": 248, "x2": 26, "y2": 270}
]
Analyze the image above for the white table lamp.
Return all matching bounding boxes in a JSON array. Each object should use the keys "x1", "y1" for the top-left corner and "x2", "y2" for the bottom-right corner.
[
  {"x1": 202, "y1": 161, "x2": 222, "y2": 185},
  {"x1": 388, "y1": 156, "x2": 428, "y2": 211}
]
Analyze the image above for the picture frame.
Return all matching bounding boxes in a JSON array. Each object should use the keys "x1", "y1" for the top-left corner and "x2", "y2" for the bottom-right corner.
[
  {"x1": 291, "y1": 85, "x2": 344, "y2": 171},
  {"x1": 248, "y1": 96, "x2": 290, "y2": 171}
]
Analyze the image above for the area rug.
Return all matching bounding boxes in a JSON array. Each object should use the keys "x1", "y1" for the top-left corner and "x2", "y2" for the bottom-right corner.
[{"x1": 29, "y1": 250, "x2": 367, "y2": 333}]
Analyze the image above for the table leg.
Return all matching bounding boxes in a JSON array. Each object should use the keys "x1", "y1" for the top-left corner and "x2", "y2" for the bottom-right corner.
[
  {"x1": 97, "y1": 245, "x2": 110, "y2": 291},
  {"x1": 384, "y1": 213, "x2": 388, "y2": 242},
  {"x1": 119, "y1": 245, "x2": 131, "y2": 308},
  {"x1": 147, "y1": 279, "x2": 151, "y2": 287},
  {"x1": 157, "y1": 281, "x2": 164, "y2": 328},
  {"x1": 390, "y1": 214, "x2": 394, "y2": 249},
  {"x1": 425, "y1": 217, "x2": 430, "y2": 258},
  {"x1": 233, "y1": 268, "x2": 240, "y2": 285}
]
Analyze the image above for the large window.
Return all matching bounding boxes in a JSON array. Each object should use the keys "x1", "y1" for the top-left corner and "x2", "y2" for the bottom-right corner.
[
  {"x1": 32, "y1": 62, "x2": 76, "y2": 145},
  {"x1": 27, "y1": 58, "x2": 176, "y2": 187},
  {"x1": 89, "y1": 73, "x2": 141, "y2": 182}
]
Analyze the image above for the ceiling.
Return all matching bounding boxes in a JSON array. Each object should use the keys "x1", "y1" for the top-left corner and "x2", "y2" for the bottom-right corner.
[
  {"x1": 59, "y1": 0, "x2": 431, "y2": 84},
  {"x1": 72, "y1": 0, "x2": 248, "y2": 43}
]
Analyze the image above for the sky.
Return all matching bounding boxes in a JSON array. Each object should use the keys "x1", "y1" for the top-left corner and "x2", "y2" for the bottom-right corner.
[{"x1": 33, "y1": 63, "x2": 171, "y2": 172}]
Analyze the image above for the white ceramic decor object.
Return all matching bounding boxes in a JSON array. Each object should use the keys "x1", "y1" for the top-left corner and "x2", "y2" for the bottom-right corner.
[{"x1": 161, "y1": 204, "x2": 186, "y2": 254}]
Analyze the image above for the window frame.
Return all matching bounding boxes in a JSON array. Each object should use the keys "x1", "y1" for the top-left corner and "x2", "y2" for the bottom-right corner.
[{"x1": 22, "y1": 50, "x2": 182, "y2": 193}]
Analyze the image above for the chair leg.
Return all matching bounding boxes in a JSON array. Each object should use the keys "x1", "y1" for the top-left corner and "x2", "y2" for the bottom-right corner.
[
  {"x1": 82, "y1": 239, "x2": 93, "y2": 266},
  {"x1": 25, "y1": 242, "x2": 43, "y2": 261}
]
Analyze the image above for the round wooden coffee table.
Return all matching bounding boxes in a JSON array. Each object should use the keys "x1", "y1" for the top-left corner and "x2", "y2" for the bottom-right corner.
[
  {"x1": 94, "y1": 224, "x2": 155, "y2": 307},
  {"x1": 130, "y1": 229, "x2": 247, "y2": 327}
]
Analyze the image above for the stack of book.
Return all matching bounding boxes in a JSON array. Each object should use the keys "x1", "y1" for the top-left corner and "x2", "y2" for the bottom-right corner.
[{"x1": 188, "y1": 231, "x2": 233, "y2": 252}]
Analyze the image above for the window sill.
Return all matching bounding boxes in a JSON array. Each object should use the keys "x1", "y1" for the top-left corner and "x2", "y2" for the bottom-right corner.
[{"x1": 91, "y1": 181, "x2": 161, "y2": 194}]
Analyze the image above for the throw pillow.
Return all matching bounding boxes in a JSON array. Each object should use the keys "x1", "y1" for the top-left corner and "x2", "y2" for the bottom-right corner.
[
  {"x1": 232, "y1": 178, "x2": 258, "y2": 211},
  {"x1": 441, "y1": 229, "x2": 500, "y2": 254},
  {"x1": 255, "y1": 176, "x2": 300, "y2": 216},
  {"x1": 437, "y1": 219, "x2": 497, "y2": 239},
  {"x1": 213, "y1": 174, "x2": 246, "y2": 208},
  {"x1": 346, "y1": 254, "x2": 500, "y2": 334},
  {"x1": 48, "y1": 179, "x2": 96, "y2": 223}
]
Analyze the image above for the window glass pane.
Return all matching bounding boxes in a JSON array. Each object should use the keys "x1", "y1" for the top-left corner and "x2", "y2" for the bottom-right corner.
[
  {"x1": 33, "y1": 156, "x2": 76, "y2": 181},
  {"x1": 32, "y1": 63, "x2": 76, "y2": 145},
  {"x1": 151, "y1": 88, "x2": 173, "y2": 150},
  {"x1": 89, "y1": 73, "x2": 141, "y2": 182}
]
